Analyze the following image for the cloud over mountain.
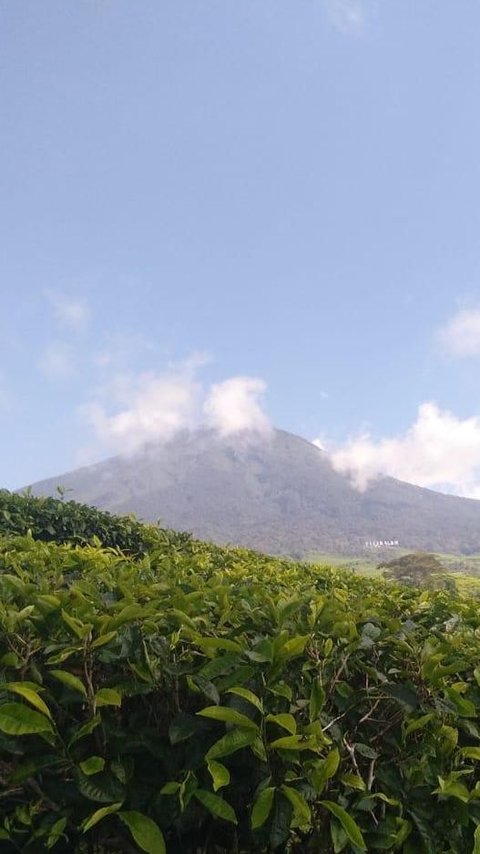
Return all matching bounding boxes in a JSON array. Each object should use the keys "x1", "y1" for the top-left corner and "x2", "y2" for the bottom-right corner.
[
  {"x1": 329, "y1": 402, "x2": 480, "y2": 498},
  {"x1": 204, "y1": 377, "x2": 271, "y2": 436},
  {"x1": 81, "y1": 360, "x2": 271, "y2": 458}
]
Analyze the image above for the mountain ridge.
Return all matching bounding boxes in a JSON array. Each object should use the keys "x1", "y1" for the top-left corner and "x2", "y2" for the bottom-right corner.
[{"x1": 24, "y1": 427, "x2": 480, "y2": 557}]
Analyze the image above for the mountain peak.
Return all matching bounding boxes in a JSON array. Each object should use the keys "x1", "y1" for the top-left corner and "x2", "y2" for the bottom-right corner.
[{"x1": 25, "y1": 427, "x2": 480, "y2": 556}]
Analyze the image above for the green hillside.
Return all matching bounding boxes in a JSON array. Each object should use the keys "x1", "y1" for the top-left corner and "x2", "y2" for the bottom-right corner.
[{"x1": 0, "y1": 494, "x2": 480, "y2": 852}]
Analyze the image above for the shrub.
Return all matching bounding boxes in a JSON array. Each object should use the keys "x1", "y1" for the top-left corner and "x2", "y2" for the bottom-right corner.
[
  {"x1": 0, "y1": 525, "x2": 480, "y2": 852},
  {"x1": 0, "y1": 490, "x2": 182, "y2": 556}
]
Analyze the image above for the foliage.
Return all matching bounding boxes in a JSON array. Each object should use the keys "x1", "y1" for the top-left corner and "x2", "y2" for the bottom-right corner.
[
  {"x1": 379, "y1": 552, "x2": 456, "y2": 591},
  {"x1": 0, "y1": 502, "x2": 480, "y2": 851},
  {"x1": 0, "y1": 490, "x2": 190, "y2": 557}
]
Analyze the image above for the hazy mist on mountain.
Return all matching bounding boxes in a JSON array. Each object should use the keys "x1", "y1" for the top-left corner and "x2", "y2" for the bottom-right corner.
[{"x1": 26, "y1": 429, "x2": 480, "y2": 557}]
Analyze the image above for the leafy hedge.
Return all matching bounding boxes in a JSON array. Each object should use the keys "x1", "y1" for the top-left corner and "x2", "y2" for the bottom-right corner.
[
  {"x1": 1, "y1": 519, "x2": 480, "y2": 853},
  {"x1": 0, "y1": 490, "x2": 184, "y2": 556}
]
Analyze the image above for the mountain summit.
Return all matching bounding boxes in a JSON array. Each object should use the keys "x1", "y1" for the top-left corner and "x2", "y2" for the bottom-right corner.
[{"x1": 26, "y1": 429, "x2": 480, "y2": 556}]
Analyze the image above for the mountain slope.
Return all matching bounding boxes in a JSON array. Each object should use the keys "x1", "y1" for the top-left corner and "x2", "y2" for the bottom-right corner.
[{"x1": 25, "y1": 428, "x2": 480, "y2": 556}]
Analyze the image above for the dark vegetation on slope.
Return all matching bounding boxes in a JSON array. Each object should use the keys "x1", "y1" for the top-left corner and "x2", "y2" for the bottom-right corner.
[
  {"x1": 0, "y1": 489, "x2": 191, "y2": 556},
  {"x1": 25, "y1": 428, "x2": 480, "y2": 557},
  {"x1": 0, "y1": 493, "x2": 480, "y2": 853}
]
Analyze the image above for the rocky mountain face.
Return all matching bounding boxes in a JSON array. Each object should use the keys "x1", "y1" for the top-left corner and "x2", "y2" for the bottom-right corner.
[{"x1": 25, "y1": 428, "x2": 480, "y2": 557}]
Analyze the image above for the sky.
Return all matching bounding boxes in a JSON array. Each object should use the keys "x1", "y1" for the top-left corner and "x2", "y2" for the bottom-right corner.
[{"x1": 2, "y1": 0, "x2": 480, "y2": 496}]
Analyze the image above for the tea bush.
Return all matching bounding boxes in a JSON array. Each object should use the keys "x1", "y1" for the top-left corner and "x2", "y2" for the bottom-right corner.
[
  {"x1": 0, "y1": 490, "x2": 188, "y2": 556},
  {"x1": 0, "y1": 502, "x2": 480, "y2": 851}
]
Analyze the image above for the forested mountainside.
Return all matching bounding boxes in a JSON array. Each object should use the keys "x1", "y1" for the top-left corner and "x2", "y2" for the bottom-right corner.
[{"x1": 27, "y1": 428, "x2": 480, "y2": 556}]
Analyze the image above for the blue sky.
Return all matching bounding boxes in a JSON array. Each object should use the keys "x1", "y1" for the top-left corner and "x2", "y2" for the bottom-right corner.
[{"x1": 2, "y1": 0, "x2": 480, "y2": 496}]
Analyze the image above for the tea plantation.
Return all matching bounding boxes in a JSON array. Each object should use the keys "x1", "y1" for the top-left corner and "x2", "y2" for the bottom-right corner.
[{"x1": 0, "y1": 493, "x2": 480, "y2": 852}]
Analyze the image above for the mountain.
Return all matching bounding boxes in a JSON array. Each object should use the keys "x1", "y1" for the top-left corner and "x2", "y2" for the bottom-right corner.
[{"x1": 24, "y1": 428, "x2": 480, "y2": 557}]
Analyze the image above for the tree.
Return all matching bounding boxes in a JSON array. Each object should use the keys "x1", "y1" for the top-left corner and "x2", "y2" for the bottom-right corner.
[{"x1": 379, "y1": 552, "x2": 455, "y2": 591}]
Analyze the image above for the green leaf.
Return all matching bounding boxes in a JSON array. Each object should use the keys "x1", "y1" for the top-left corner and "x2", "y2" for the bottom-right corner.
[
  {"x1": 404, "y1": 713, "x2": 434, "y2": 736},
  {"x1": 251, "y1": 786, "x2": 276, "y2": 829},
  {"x1": 49, "y1": 669, "x2": 87, "y2": 697},
  {"x1": 354, "y1": 742, "x2": 378, "y2": 760},
  {"x1": 68, "y1": 714, "x2": 101, "y2": 746},
  {"x1": 194, "y1": 790, "x2": 238, "y2": 824},
  {"x1": 199, "y1": 654, "x2": 240, "y2": 682},
  {"x1": 444, "y1": 688, "x2": 476, "y2": 717},
  {"x1": 206, "y1": 727, "x2": 256, "y2": 760},
  {"x1": 266, "y1": 713, "x2": 297, "y2": 735},
  {"x1": 433, "y1": 775, "x2": 470, "y2": 803},
  {"x1": 247, "y1": 638, "x2": 273, "y2": 663},
  {"x1": 119, "y1": 811, "x2": 166, "y2": 854},
  {"x1": 160, "y1": 782, "x2": 180, "y2": 795},
  {"x1": 77, "y1": 770, "x2": 125, "y2": 803},
  {"x1": 252, "y1": 736, "x2": 268, "y2": 762},
  {"x1": 0, "y1": 703, "x2": 53, "y2": 735},
  {"x1": 216, "y1": 665, "x2": 255, "y2": 692},
  {"x1": 197, "y1": 705, "x2": 258, "y2": 730},
  {"x1": 46, "y1": 646, "x2": 81, "y2": 666},
  {"x1": 82, "y1": 802, "x2": 123, "y2": 832},
  {"x1": 227, "y1": 686, "x2": 263, "y2": 712},
  {"x1": 46, "y1": 815, "x2": 67, "y2": 849},
  {"x1": 311, "y1": 748, "x2": 340, "y2": 793},
  {"x1": 91, "y1": 631, "x2": 118, "y2": 649},
  {"x1": 330, "y1": 818, "x2": 348, "y2": 853},
  {"x1": 267, "y1": 682, "x2": 292, "y2": 701},
  {"x1": 95, "y1": 688, "x2": 122, "y2": 708},
  {"x1": 321, "y1": 801, "x2": 367, "y2": 851},
  {"x1": 1, "y1": 652, "x2": 20, "y2": 668},
  {"x1": 109, "y1": 604, "x2": 147, "y2": 630},
  {"x1": 269, "y1": 734, "x2": 319, "y2": 752},
  {"x1": 459, "y1": 746, "x2": 480, "y2": 761},
  {"x1": 207, "y1": 760, "x2": 230, "y2": 792},
  {"x1": 437, "y1": 724, "x2": 458, "y2": 756},
  {"x1": 61, "y1": 609, "x2": 91, "y2": 639},
  {"x1": 187, "y1": 674, "x2": 220, "y2": 705},
  {"x1": 279, "y1": 635, "x2": 309, "y2": 658},
  {"x1": 309, "y1": 678, "x2": 325, "y2": 722},
  {"x1": 324, "y1": 638, "x2": 334, "y2": 656},
  {"x1": 80, "y1": 756, "x2": 105, "y2": 776},
  {"x1": 171, "y1": 608, "x2": 197, "y2": 630},
  {"x1": 5, "y1": 683, "x2": 52, "y2": 720},
  {"x1": 473, "y1": 824, "x2": 480, "y2": 854},
  {"x1": 281, "y1": 785, "x2": 311, "y2": 827},
  {"x1": 341, "y1": 774, "x2": 366, "y2": 791},
  {"x1": 196, "y1": 637, "x2": 243, "y2": 654}
]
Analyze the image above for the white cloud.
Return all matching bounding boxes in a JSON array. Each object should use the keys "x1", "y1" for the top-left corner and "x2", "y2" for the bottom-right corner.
[
  {"x1": 439, "y1": 307, "x2": 480, "y2": 357},
  {"x1": 329, "y1": 402, "x2": 480, "y2": 498},
  {"x1": 40, "y1": 342, "x2": 76, "y2": 379},
  {"x1": 324, "y1": 0, "x2": 368, "y2": 35},
  {"x1": 45, "y1": 290, "x2": 90, "y2": 331},
  {"x1": 82, "y1": 368, "x2": 201, "y2": 455},
  {"x1": 204, "y1": 377, "x2": 271, "y2": 437},
  {"x1": 81, "y1": 359, "x2": 270, "y2": 457}
]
